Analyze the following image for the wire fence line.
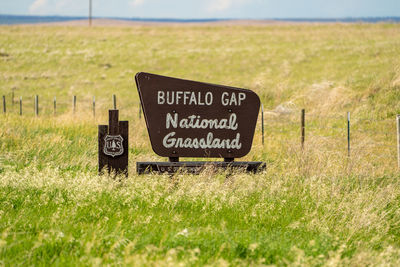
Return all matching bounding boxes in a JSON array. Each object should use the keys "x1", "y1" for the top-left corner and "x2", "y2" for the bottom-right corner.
[
  {"x1": 1, "y1": 93, "x2": 142, "y2": 118},
  {"x1": 2, "y1": 93, "x2": 400, "y2": 167},
  {"x1": 258, "y1": 107, "x2": 400, "y2": 168}
]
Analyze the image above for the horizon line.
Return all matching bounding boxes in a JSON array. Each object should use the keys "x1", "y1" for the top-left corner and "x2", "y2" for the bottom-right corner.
[{"x1": 1, "y1": 13, "x2": 400, "y2": 21}]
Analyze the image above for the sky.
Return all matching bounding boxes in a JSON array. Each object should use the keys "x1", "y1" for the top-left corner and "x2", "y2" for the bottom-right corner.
[{"x1": 1, "y1": 0, "x2": 400, "y2": 19}]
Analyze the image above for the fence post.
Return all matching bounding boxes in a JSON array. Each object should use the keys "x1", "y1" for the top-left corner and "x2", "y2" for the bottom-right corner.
[
  {"x1": 93, "y1": 96, "x2": 96, "y2": 118},
  {"x1": 301, "y1": 109, "x2": 305, "y2": 149},
  {"x1": 347, "y1": 112, "x2": 350, "y2": 157},
  {"x1": 35, "y1": 95, "x2": 39, "y2": 116},
  {"x1": 113, "y1": 94, "x2": 117, "y2": 109},
  {"x1": 54, "y1": 97, "x2": 57, "y2": 116},
  {"x1": 11, "y1": 91, "x2": 14, "y2": 106},
  {"x1": 73, "y1": 95, "x2": 76, "y2": 113},
  {"x1": 397, "y1": 115, "x2": 400, "y2": 169},
  {"x1": 261, "y1": 103, "x2": 264, "y2": 146},
  {"x1": 2, "y1": 95, "x2": 5, "y2": 114},
  {"x1": 139, "y1": 103, "x2": 142, "y2": 119},
  {"x1": 19, "y1": 97, "x2": 22, "y2": 116}
]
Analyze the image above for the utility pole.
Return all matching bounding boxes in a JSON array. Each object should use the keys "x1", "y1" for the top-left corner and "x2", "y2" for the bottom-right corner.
[{"x1": 89, "y1": 0, "x2": 92, "y2": 26}]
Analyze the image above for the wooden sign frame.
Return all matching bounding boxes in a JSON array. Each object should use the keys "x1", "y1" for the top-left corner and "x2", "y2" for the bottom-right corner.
[
  {"x1": 135, "y1": 73, "x2": 266, "y2": 175},
  {"x1": 135, "y1": 72, "x2": 260, "y2": 158}
]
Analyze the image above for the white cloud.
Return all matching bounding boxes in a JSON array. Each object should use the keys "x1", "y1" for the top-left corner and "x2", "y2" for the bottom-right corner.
[
  {"x1": 29, "y1": 0, "x2": 48, "y2": 14},
  {"x1": 130, "y1": 0, "x2": 145, "y2": 7},
  {"x1": 208, "y1": 0, "x2": 232, "y2": 12},
  {"x1": 207, "y1": 0, "x2": 251, "y2": 13},
  {"x1": 28, "y1": 0, "x2": 86, "y2": 15}
]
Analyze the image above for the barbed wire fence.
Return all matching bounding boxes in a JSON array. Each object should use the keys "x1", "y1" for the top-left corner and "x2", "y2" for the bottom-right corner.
[
  {"x1": 2, "y1": 92, "x2": 400, "y2": 169},
  {"x1": 1, "y1": 92, "x2": 142, "y2": 119}
]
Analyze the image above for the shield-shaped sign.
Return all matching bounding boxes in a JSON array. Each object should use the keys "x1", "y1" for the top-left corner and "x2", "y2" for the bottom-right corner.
[{"x1": 103, "y1": 135, "x2": 124, "y2": 157}]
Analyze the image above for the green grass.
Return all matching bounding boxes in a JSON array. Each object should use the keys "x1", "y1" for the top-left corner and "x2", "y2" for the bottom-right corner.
[{"x1": 1, "y1": 23, "x2": 400, "y2": 265}]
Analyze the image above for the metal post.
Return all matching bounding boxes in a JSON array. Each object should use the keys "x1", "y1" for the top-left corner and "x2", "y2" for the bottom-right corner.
[
  {"x1": 301, "y1": 109, "x2": 305, "y2": 149},
  {"x1": 35, "y1": 95, "x2": 39, "y2": 116},
  {"x1": 2, "y1": 95, "x2": 5, "y2": 114},
  {"x1": 347, "y1": 112, "x2": 350, "y2": 157},
  {"x1": 73, "y1": 95, "x2": 76, "y2": 113},
  {"x1": 261, "y1": 103, "x2": 264, "y2": 146},
  {"x1": 89, "y1": 0, "x2": 92, "y2": 26},
  {"x1": 397, "y1": 115, "x2": 400, "y2": 169},
  {"x1": 113, "y1": 94, "x2": 116, "y2": 109},
  {"x1": 19, "y1": 97, "x2": 22, "y2": 115},
  {"x1": 54, "y1": 97, "x2": 57, "y2": 116},
  {"x1": 139, "y1": 103, "x2": 142, "y2": 119},
  {"x1": 93, "y1": 96, "x2": 96, "y2": 118}
]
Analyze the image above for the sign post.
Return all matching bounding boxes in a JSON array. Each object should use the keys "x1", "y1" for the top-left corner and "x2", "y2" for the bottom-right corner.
[
  {"x1": 135, "y1": 72, "x2": 265, "y2": 174},
  {"x1": 98, "y1": 110, "x2": 128, "y2": 176}
]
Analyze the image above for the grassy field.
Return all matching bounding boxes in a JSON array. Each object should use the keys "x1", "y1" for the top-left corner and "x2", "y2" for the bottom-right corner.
[{"x1": 1, "y1": 23, "x2": 400, "y2": 265}]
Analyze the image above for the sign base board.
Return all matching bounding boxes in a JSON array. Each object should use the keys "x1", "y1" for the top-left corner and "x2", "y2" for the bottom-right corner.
[{"x1": 137, "y1": 161, "x2": 266, "y2": 175}]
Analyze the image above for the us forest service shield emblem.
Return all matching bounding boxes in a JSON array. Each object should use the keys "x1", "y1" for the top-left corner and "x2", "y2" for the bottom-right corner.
[{"x1": 103, "y1": 135, "x2": 124, "y2": 157}]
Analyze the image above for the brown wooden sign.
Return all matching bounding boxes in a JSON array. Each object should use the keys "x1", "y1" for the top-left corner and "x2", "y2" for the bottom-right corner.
[
  {"x1": 98, "y1": 110, "x2": 128, "y2": 176},
  {"x1": 135, "y1": 72, "x2": 260, "y2": 159}
]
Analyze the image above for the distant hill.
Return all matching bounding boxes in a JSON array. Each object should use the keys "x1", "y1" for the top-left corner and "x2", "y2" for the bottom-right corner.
[
  {"x1": 0, "y1": 14, "x2": 87, "y2": 25},
  {"x1": 1, "y1": 14, "x2": 400, "y2": 25}
]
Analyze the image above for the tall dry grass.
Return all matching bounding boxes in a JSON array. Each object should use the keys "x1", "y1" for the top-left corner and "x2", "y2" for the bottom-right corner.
[{"x1": 1, "y1": 23, "x2": 400, "y2": 265}]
